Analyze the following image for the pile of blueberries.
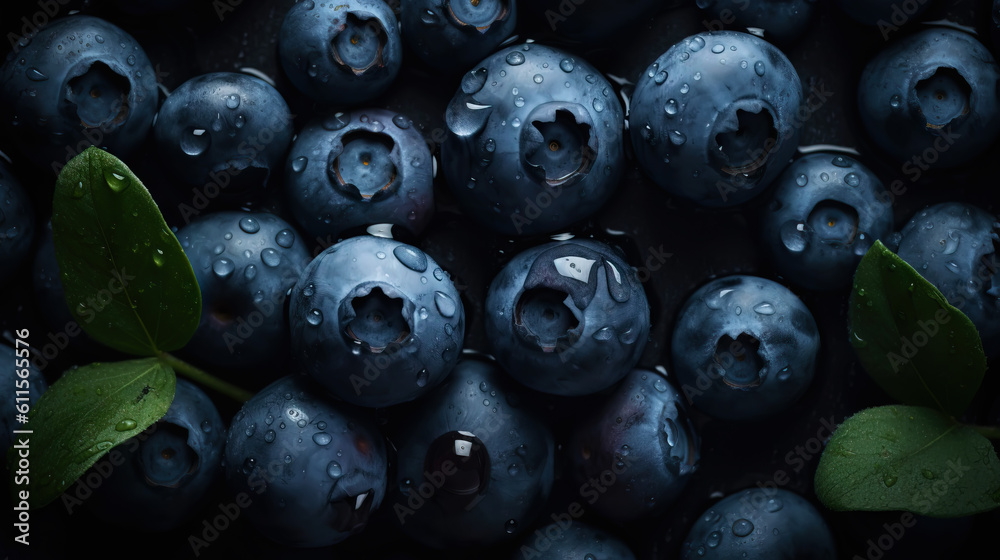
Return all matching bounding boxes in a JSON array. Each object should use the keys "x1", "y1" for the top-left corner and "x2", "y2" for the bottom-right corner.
[{"x1": 1, "y1": 0, "x2": 999, "y2": 558}]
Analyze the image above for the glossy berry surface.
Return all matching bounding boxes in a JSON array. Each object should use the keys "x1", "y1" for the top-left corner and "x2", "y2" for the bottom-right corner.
[
  {"x1": 629, "y1": 31, "x2": 803, "y2": 207},
  {"x1": 857, "y1": 28, "x2": 1000, "y2": 169},
  {"x1": 895, "y1": 202, "x2": 1000, "y2": 356},
  {"x1": 568, "y1": 369, "x2": 700, "y2": 522},
  {"x1": 511, "y1": 520, "x2": 636, "y2": 560},
  {"x1": 672, "y1": 275, "x2": 820, "y2": 420},
  {"x1": 760, "y1": 153, "x2": 894, "y2": 291},
  {"x1": 83, "y1": 378, "x2": 225, "y2": 532},
  {"x1": 443, "y1": 43, "x2": 625, "y2": 235},
  {"x1": 224, "y1": 375, "x2": 388, "y2": 547},
  {"x1": 390, "y1": 359, "x2": 555, "y2": 549},
  {"x1": 285, "y1": 109, "x2": 434, "y2": 241},
  {"x1": 0, "y1": 160, "x2": 35, "y2": 286},
  {"x1": 177, "y1": 212, "x2": 311, "y2": 370},
  {"x1": 696, "y1": 0, "x2": 818, "y2": 45},
  {"x1": 278, "y1": 0, "x2": 402, "y2": 106},
  {"x1": 153, "y1": 72, "x2": 293, "y2": 194},
  {"x1": 0, "y1": 15, "x2": 158, "y2": 172},
  {"x1": 401, "y1": 0, "x2": 516, "y2": 73},
  {"x1": 289, "y1": 235, "x2": 465, "y2": 408},
  {"x1": 485, "y1": 239, "x2": 649, "y2": 396},
  {"x1": 680, "y1": 488, "x2": 836, "y2": 559}
]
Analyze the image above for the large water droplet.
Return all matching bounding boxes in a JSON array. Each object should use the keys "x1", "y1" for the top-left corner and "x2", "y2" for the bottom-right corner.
[
  {"x1": 559, "y1": 58, "x2": 575, "y2": 72},
  {"x1": 754, "y1": 61, "x2": 765, "y2": 76},
  {"x1": 753, "y1": 302, "x2": 775, "y2": 315},
  {"x1": 213, "y1": 258, "x2": 235, "y2": 278},
  {"x1": 435, "y1": 291, "x2": 457, "y2": 318},
  {"x1": 393, "y1": 245, "x2": 428, "y2": 272},
  {"x1": 665, "y1": 99, "x2": 679, "y2": 115},
  {"x1": 506, "y1": 52, "x2": 525, "y2": 66},
  {"x1": 225, "y1": 94, "x2": 241, "y2": 109},
  {"x1": 780, "y1": 221, "x2": 808, "y2": 253},
  {"x1": 307, "y1": 309, "x2": 324, "y2": 326},
  {"x1": 25, "y1": 67, "x2": 47, "y2": 81},
  {"x1": 313, "y1": 432, "x2": 332, "y2": 445},
  {"x1": 327, "y1": 461, "x2": 343, "y2": 478},
  {"x1": 114, "y1": 419, "x2": 137, "y2": 432},
  {"x1": 292, "y1": 156, "x2": 308, "y2": 173},
  {"x1": 261, "y1": 248, "x2": 281, "y2": 267},
  {"x1": 275, "y1": 229, "x2": 295, "y2": 248},
  {"x1": 239, "y1": 216, "x2": 260, "y2": 234},
  {"x1": 732, "y1": 519, "x2": 754, "y2": 537},
  {"x1": 180, "y1": 128, "x2": 210, "y2": 156},
  {"x1": 104, "y1": 170, "x2": 130, "y2": 192}
]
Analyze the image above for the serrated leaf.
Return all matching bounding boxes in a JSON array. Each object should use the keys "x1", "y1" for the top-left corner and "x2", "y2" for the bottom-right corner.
[
  {"x1": 815, "y1": 406, "x2": 1000, "y2": 517},
  {"x1": 848, "y1": 241, "x2": 986, "y2": 417},
  {"x1": 8, "y1": 358, "x2": 176, "y2": 508},
  {"x1": 52, "y1": 147, "x2": 201, "y2": 356}
]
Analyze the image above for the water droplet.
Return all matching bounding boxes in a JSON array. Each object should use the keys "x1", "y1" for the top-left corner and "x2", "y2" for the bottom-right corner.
[
  {"x1": 303, "y1": 284, "x2": 315, "y2": 297},
  {"x1": 25, "y1": 67, "x2": 47, "y2": 81},
  {"x1": 883, "y1": 474, "x2": 897, "y2": 487},
  {"x1": 945, "y1": 261, "x2": 960, "y2": 274},
  {"x1": 506, "y1": 52, "x2": 525, "y2": 66},
  {"x1": 592, "y1": 98, "x2": 605, "y2": 112},
  {"x1": 127, "y1": 54, "x2": 136, "y2": 66},
  {"x1": 307, "y1": 309, "x2": 324, "y2": 326},
  {"x1": 889, "y1": 94, "x2": 901, "y2": 109},
  {"x1": 777, "y1": 367, "x2": 791, "y2": 381},
  {"x1": 533, "y1": 74, "x2": 544, "y2": 84},
  {"x1": 416, "y1": 370, "x2": 429, "y2": 387},
  {"x1": 393, "y1": 245, "x2": 428, "y2": 272},
  {"x1": 507, "y1": 464, "x2": 520, "y2": 476},
  {"x1": 376, "y1": 251, "x2": 387, "y2": 259},
  {"x1": 653, "y1": 378, "x2": 668, "y2": 392},
  {"x1": 593, "y1": 326, "x2": 614, "y2": 341},
  {"x1": 845, "y1": 173, "x2": 861, "y2": 187},
  {"x1": 505, "y1": 519, "x2": 518, "y2": 534},
  {"x1": 689, "y1": 36, "x2": 706, "y2": 52},
  {"x1": 292, "y1": 156, "x2": 308, "y2": 173},
  {"x1": 820, "y1": 172, "x2": 830, "y2": 182},
  {"x1": 669, "y1": 130, "x2": 687, "y2": 146},
  {"x1": 732, "y1": 519, "x2": 754, "y2": 537},
  {"x1": 435, "y1": 291, "x2": 457, "y2": 318},
  {"x1": 152, "y1": 252, "x2": 164, "y2": 267},
  {"x1": 275, "y1": 229, "x2": 295, "y2": 248},
  {"x1": 654, "y1": 70, "x2": 668, "y2": 84},
  {"x1": 261, "y1": 248, "x2": 281, "y2": 267},
  {"x1": 103, "y1": 170, "x2": 130, "y2": 192},
  {"x1": 245, "y1": 423, "x2": 256, "y2": 437},
  {"x1": 764, "y1": 498, "x2": 783, "y2": 512},
  {"x1": 114, "y1": 419, "x2": 137, "y2": 431},
  {"x1": 680, "y1": 83, "x2": 690, "y2": 94},
  {"x1": 711, "y1": 44, "x2": 725, "y2": 54},
  {"x1": 225, "y1": 94, "x2": 241, "y2": 109},
  {"x1": 323, "y1": 113, "x2": 350, "y2": 131},
  {"x1": 239, "y1": 217, "x2": 260, "y2": 234},
  {"x1": 665, "y1": 99, "x2": 679, "y2": 115},
  {"x1": 780, "y1": 221, "x2": 808, "y2": 253},
  {"x1": 754, "y1": 61, "x2": 765, "y2": 76},
  {"x1": 559, "y1": 58, "x2": 575, "y2": 72},
  {"x1": 213, "y1": 258, "x2": 235, "y2": 278},
  {"x1": 264, "y1": 430, "x2": 276, "y2": 443},
  {"x1": 313, "y1": 432, "x2": 332, "y2": 445},
  {"x1": 327, "y1": 461, "x2": 343, "y2": 478},
  {"x1": 201, "y1": 421, "x2": 212, "y2": 433},
  {"x1": 753, "y1": 302, "x2": 775, "y2": 315},
  {"x1": 707, "y1": 531, "x2": 722, "y2": 548}
]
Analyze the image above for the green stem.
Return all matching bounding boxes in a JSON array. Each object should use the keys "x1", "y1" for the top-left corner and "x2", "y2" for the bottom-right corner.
[
  {"x1": 157, "y1": 352, "x2": 253, "y2": 402},
  {"x1": 971, "y1": 425, "x2": 1000, "y2": 441}
]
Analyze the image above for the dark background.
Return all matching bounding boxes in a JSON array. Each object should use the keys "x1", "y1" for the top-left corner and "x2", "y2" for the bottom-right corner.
[{"x1": 0, "y1": 0, "x2": 998, "y2": 558}]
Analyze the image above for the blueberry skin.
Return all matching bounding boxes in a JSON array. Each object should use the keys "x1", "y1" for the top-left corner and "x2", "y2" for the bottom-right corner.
[
  {"x1": 835, "y1": 0, "x2": 932, "y2": 26},
  {"x1": 177, "y1": 212, "x2": 312, "y2": 369},
  {"x1": 895, "y1": 202, "x2": 1000, "y2": 356},
  {"x1": 0, "y1": 344, "x2": 47, "y2": 453},
  {"x1": 224, "y1": 375, "x2": 388, "y2": 547},
  {"x1": 629, "y1": 31, "x2": 803, "y2": 207},
  {"x1": 511, "y1": 521, "x2": 636, "y2": 560},
  {"x1": 83, "y1": 379, "x2": 225, "y2": 532},
  {"x1": 0, "y1": 161, "x2": 35, "y2": 286},
  {"x1": 527, "y1": 0, "x2": 660, "y2": 43},
  {"x1": 760, "y1": 153, "x2": 894, "y2": 291},
  {"x1": 568, "y1": 369, "x2": 700, "y2": 523},
  {"x1": 392, "y1": 360, "x2": 555, "y2": 549},
  {"x1": 485, "y1": 240, "x2": 649, "y2": 396},
  {"x1": 289, "y1": 235, "x2": 465, "y2": 408},
  {"x1": 697, "y1": 0, "x2": 817, "y2": 45},
  {"x1": 153, "y1": 72, "x2": 293, "y2": 194},
  {"x1": 671, "y1": 275, "x2": 820, "y2": 420},
  {"x1": 443, "y1": 44, "x2": 625, "y2": 236},
  {"x1": 680, "y1": 488, "x2": 836, "y2": 559},
  {"x1": 401, "y1": 0, "x2": 516, "y2": 73},
  {"x1": 857, "y1": 28, "x2": 1000, "y2": 169},
  {"x1": 0, "y1": 15, "x2": 158, "y2": 171},
  {"x1": 285, "y1": 109, "x2": 434, "y2": 241},
  {"x1": 278, "y1": 0, "x2": 402, "y2": 106}
]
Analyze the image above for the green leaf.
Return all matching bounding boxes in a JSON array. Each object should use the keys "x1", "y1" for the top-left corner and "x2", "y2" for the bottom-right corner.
[
  {"x1": 849, "y1": 240, "x2": 986, "y2": 417},
  {"x1": 815, "y1": 406, "x2": 1000, "y2": 517},
  {"x1": 52, "y1": 147, "x2": 201, "y2": 356},
  {"x1": 8, "y1": 358, "x2": 176, "y2": 508}
]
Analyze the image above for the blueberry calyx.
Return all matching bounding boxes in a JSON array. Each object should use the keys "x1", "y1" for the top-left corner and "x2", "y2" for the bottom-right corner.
[
  {"x1": 341, "y1": 283, "x2": 413, "y2": 353},
  {"x1": 446, "y1": 0, "x2": 511, "y2": 32},
  {"x1": 65, "y1": 61, "x2": 131, "y2": 130},
  {"x1": 914, "y1": 67, "x2": 971, "y2": 130},
  {"x1": 522, "y1": 104, "x2": 596, "y2": 187},
  {"x1": 329, "y1": 130, "x2": 399, "y2": 201},
  {"x1": 331, "y1": 13, "x2": 389, "y2": 76}
]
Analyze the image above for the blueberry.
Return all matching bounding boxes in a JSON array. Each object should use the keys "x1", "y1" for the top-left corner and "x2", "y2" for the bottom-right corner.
[
  {"x1": 0, "y1": 344, "x2": 47, "y2": 454},
  {"x1": 680, "y1": 488, "x2": 836, "y2": 559},
  {"x1": 401, "y1": 0, "x2": 517, "y2": 73},
  {"x1": 895, "y1": 202, "x2": 1000, "y2": 355},
  {"x1": 696, "y1": 0, "x2": 817, "y2": 45},
  {"x1": 0, "y1": 160, "x2": 35, "y2": 286},
  {"x1": 629, "y1": 31, "x2": 803, "y2": 207},
  {"x1": 442, "y1": 43, "x2": 625, "y2": 235},
  {"x1": 391, "y1": 359, "x2": 555, "y2": 549},
  {"x1": 835, "y1": 0, "x2": 932, "y2": 26},
  {"x1": 0, "y1": 15, "x2": 158, "y2": 172},
  {"x1": 285, "y1": 109, "x2": 434, "y2": 242},
  {"x1": 289, "y1": 235, "x2": 465, "y2": 408},
  {"x1": 857, "y1": 28, "x2": 1000, "y2": 169},
  {"x1": 525, "y1": 0, "x2": 660, "y2": 43},
  {"x1": 760, "y1": 153, "x2": 895, "y2": 291},
  {"x1": 81, "y1": 378, "x2": 225, "y2": 531},
  {"x1": 176, "y1": 211, "x2": 312, "y2": 370},
  {"x1": 671, "y1": 275, "x2": 820, "y2": 420},
  {"x1": 568, "y1": 369, "x2": 700, "y2": 522},
  {"x1": 511, "y1": 520, "x2": 636, "y2": 560},
  {"x1": 153, "y1": 72, "x2": 293, "y2": 196},
  {"x1": 278, "y1": 0, "x2": 402, "y2": 106},
  {"x1": 224, "y1": 375, "x2": 388, "y2": 547},
  {"x1": 485, "y1": 239, "x2": 649, "y2": 396}
]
